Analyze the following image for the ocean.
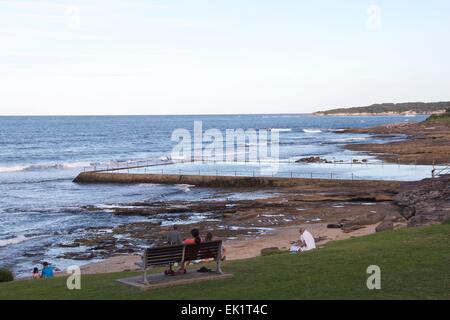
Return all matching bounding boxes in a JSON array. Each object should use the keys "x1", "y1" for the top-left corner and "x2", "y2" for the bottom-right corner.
[{"x1": 0, "y1": 114, "x2": 429, "y2": 276}]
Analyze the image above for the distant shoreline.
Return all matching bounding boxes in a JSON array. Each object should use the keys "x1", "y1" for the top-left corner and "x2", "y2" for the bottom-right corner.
[
  {"x1": 314, "y1": 101, "x2": 450, "y2": 116},
  {"x1": 314, "y1": 111, "x2": 441, "y2": 116}
]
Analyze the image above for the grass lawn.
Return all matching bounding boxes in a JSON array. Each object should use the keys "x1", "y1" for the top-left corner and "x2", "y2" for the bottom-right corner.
[{"x1": 1, "y1": 223, "x2": 449, "y2": 300}]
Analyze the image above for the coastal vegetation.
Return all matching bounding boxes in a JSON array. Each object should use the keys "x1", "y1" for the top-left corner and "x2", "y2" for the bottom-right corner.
[
  {"x1": 426, "y1": 108, "x2": 450, "y2": 124},
  {"x1": 315, "y1": 101, "x2": 450, "y2": 115},
  {"x1": 0, "y1": 268, "x2": 14, "y2": 283},
  {"x1": 1, "y1": 223, "x2": 449, "y2": 299}
]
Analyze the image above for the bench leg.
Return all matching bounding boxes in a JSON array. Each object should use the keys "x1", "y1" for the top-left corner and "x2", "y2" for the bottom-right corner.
[
  {"x1": 143, "y1": 269, "x2": 149, "y2": 285},
  {"x1": 216, "y1": 257, "x2": 223, "y2": 274}
]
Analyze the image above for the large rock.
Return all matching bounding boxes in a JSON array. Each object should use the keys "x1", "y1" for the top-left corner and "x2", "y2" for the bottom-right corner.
[
  {"x1": 261, "y1": 247, "x2": 281, "y2": 256},
  {"x1": 399, "y1": 206, "x2": 415, "y2": 220},
  {"x1": 375, "y1": 220, "x2": 394, "y2": 232},
  {"x1": 327, "y1": 223, "x2": 342, "y2": 229},
  {"x1": 341, "y1": 225, "x2": 366, "y2": 233},
  {"x1": 343, "y1": 211, "x2": 386, "y2": 228},
  {"x1": 393, "y1": 175, "x2": 450, "y2": 227},
  {"x1": 296, "y1": 156, "x2": 326, "y2": 163}
]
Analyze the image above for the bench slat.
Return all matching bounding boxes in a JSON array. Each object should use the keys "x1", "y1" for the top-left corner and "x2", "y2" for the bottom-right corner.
[
  {"x1": 146, "y1": 257, "x2": 183, "y2": 265},
  {"x1": 145, "y1": 246, "x2": 184, "y2": 254},
  {"x1": 146, "y1": 254, "x2": 184, "y2": 261},
  {"x1": 145, "y1": 249, "x2": 184, "y2": 256}
]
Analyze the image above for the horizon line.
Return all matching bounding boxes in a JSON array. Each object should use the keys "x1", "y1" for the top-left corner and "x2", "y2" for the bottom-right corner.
[{"x1": 0, "y1": 112, "x2": 317, "y2": 117}]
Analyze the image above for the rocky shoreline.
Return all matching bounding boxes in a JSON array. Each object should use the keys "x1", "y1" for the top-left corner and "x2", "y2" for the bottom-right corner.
[
  {"x1": 341, "y1": 121, "x2": 450, "y2": 165},
  {"x1": 55, "y1": 182, "x2": 400, "y2": 261},
  {"x1": 57, "y1": 172, "x2": 450, "y2": 263}
]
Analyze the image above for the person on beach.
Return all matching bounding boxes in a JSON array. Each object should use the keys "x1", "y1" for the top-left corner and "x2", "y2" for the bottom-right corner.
[
  {"x1": 167, "y1": 224, "x2": 182, "y2": 245},
  {"x1": 290, "y1": 228, "x2": 316, "y2": 253},
  {"x1": 41, "y1": 261, "x2": 60, "y2": 279},
  {"x1": 32, "y1": 267, "x2": 40, "y2": 279}
]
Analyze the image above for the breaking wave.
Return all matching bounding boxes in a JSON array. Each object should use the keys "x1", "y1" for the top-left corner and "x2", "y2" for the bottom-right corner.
[
  {"x1": 0, "y1": 235, "x2": 34, "y2": 247},
  {"x1": 303, "y1": 129, "x2": 322, "y2": 133},
  {"x1": 0, "y1": 162, "x2": 92, "y2": 173},
  {"x1": 270, "y1": 128, "x2": 292, "y2": 132}
]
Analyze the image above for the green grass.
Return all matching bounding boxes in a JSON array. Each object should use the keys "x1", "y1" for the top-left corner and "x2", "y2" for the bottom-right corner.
[
  {"x1": 426, "y1": 112, "x2": 450, "y2": 124},
  {"x1": 1, "y1": 224, "x2": 449, "y2": 300}
]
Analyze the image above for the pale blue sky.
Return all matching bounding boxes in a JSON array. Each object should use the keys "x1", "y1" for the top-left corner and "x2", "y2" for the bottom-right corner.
[{"x1": 1, "y1": 0, "x2": 449, "y2": 115}]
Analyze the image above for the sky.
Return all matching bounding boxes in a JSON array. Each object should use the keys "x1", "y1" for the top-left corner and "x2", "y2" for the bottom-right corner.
[{"x1": 0, "y1": 0, "x2": 450, "y2": 115}]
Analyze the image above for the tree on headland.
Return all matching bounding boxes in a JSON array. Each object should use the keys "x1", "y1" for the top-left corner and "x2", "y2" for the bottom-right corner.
[
  {"x1": 316, "y1": 101, "x2": 450, "y2": 115},
  {"x1": 426, "y1": 107, "x2": 450, "y2": 123}
]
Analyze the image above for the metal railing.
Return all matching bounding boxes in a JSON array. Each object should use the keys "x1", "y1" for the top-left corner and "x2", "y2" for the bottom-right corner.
[
  {"x1": 82, "y1": 157, "x2": 414, "y2": 174},
  {"x1": 434, "y1": 165, "x2": 450, "y2": 177},
  {"x1": 103, "y1": 166, "x2": 383, "y2": 181},
  {"x1": 83, "y1": 159, "x2": 186, "y2": 173}
]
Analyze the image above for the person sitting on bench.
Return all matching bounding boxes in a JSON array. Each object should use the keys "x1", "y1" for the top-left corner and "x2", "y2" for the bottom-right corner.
[
  {"x1": 176, "y1": 228, "x2": 202, "y2": 272},
  {"x1": 204, "y1": 232, "x2": 226, "y2": 261},
  {"x1": 183, "y1": 228, "x2": 202, "y2": 245}
]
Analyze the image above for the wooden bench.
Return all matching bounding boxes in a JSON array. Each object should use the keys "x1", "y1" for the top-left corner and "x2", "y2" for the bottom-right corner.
[{"x1": 142, "y1": 240, "x2": 223, "y2": 284}]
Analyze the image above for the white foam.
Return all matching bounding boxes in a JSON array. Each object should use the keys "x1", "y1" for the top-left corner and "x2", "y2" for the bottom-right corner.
[
  {"x1": 0, "y1": 165, "x2": 27, "y2": 173},
  {"x1": 0, "y1": 161, "x2": 91, "y2": 173},
  {"x1": 262, "y1": 214, "x2": 285, "y2": 217},
  {"x1": 0, "y1": 235, "x2": 33, "y2": 247},
  {"x1": 271, "y1": 128, "x2": 292, "y2": 132},
  {"x1": 332, "y1": 137, "x2": 367, "y2": 142},
  {"x1": 96, "y1": 204, "x2": 142, "y2": 210},
  {"x1": 303, "y1": 129, "x2": 322, "y2": 133},
  {"x1": 175, "y1": 184, "x2": 194, "y2": 193}
]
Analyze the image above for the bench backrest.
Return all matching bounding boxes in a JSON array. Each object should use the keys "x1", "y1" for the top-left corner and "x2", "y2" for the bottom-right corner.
[
  {"x1": 184, "y1": 240, "x2": 222, "y2": 261},
  {"x1": 144, "y1": 240, "x2": 222, "y2": 268}
]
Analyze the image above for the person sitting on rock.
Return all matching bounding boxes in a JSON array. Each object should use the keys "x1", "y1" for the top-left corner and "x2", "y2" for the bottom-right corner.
[{"x1": 290, "y1": 228, "x2": 316, "y2": 253}]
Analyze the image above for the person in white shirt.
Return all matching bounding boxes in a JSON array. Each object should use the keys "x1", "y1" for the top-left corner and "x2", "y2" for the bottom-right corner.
[{"x1": 290, "y1": 228, "x2": 316, "y2": 253}]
